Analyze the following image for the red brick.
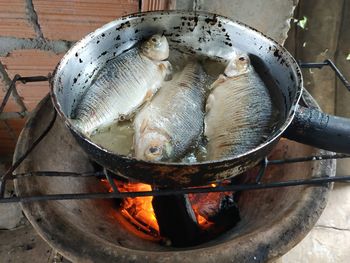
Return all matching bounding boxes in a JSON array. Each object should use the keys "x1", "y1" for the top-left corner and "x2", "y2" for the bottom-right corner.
[
  {"x1": 0, "y1": 139, "x2": 16, "y2": 156},
  {"x1": 0, "y1": 0, "x2": 36, "y2": 38},
  {"x1": 33, "y1": 0, "x2": 139, "y2": 41},
  {"x1": 1, "y1": 49, "x2": 63, "y2": 111},
  {"x1": 0, "y1": 121, "x2": 17, "y2": 156},
  {"x1": 5, "y1": 118, "x2": 26, "y2": 137}
]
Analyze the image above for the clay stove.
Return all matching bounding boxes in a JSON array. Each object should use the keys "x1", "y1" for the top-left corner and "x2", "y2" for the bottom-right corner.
[{"x1": 11, "y1": 92, "x2": 335, "y2": 263}]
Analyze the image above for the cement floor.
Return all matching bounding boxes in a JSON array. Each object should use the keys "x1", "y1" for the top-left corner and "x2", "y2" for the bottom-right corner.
[{"x1": 279, "y1": 183, "x2": 350, "y2": 262}]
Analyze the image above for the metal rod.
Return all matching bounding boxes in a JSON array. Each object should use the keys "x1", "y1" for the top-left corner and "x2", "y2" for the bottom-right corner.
[
  {"x1": 0, "y1": 70, "x2": 28, "y2": 114},
  {"x1": 2, "y1": 175, "x2": 349, "y2": 204},
  {"x1": 0, "y1": 75, "x2": 49, "y2": 117},
  {"x1": 299, "y1": 59, "x2": 350, "y2": 91},
  {"x1": 18, "y1": 76, "x2": 49, "y2": 83},
  {"x1": 12, "y1": 171, "x2": 105, "y2": 179},
  {"x1": 255, "y1": 157, "x2": 268, "y2": 183},
  {"x1": 0, "y1": 110, "x2": 57, "y2": 197},
  {"x1": 103, "y1": 169, "x2": 119, "y2": 193},
  {"x1": 268, "y1": 153, "x2": 350, "y2": 165},
  {"x1": 0, "y1": 111, "x2": 29, "y2": 120},
  {"x1": 298, "y1": 61, "x2": 328, "y2": 68},
  {"x1": 0, "y1": 75, "x2": 21, "y2": 115}
]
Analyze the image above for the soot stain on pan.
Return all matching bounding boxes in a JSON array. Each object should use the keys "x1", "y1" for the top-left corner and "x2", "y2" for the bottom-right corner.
[
  {"x1": 97, "y1": 51, "x2": 108, "y2": 59},
  {"x1": 170, "y1": 39, "x2": 182, "y2": 44},
  {"x1": 115, "y1": 21, "x2": 131, "y2": 31},
  {"x1": 273, "y1": 48, "x2": 282, "y2": 60},
  {"x1": 290, "y1": 73, "x2": 294, "y2": 82},
  {"x1": 88, "y1": 67, "x2": 99, "y2": 80},
  {"x1": 204, "y1": 14, "x2": 218, "y2": 25}
]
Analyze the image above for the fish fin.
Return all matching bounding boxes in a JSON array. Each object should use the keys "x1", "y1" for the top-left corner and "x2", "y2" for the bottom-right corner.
[
  {"x1": 210, "y1": 74, "x2": 227, "y2": 89},
  {"x1": 205, "y1": 93, "x2": 215, "y2": 113},
  {"x1": 143, "y1": 89, "x2": 154, "y2": 102},
  {"x1": 158, "y1": 61, "x2": 173, "y2": 81},
  {"x1": 140, "y1": 119, "x2": 148, "y2": 133}
]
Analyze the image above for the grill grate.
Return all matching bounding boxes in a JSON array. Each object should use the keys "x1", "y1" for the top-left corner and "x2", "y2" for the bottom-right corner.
[{"x1": 1, "y1": 60, "x2": 350, "y2": 204}]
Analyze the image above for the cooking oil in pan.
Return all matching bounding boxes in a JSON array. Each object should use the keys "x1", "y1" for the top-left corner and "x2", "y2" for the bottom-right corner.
[
  {"x1": 88, "y1": 47, "x2": 283, "y2": 162},
  {"x1": 90, "y1": 120, "x2": 134, "y2": 156}
]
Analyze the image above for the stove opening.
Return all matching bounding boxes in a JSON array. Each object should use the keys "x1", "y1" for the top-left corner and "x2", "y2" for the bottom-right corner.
[{"x1": 101, "y1": 178, "x2": 241, "y2": 247}]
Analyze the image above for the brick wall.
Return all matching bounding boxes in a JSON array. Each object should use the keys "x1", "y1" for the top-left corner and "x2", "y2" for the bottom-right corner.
[{"x1": 0, "y1": 0, "x2": 139, "y2": 157}]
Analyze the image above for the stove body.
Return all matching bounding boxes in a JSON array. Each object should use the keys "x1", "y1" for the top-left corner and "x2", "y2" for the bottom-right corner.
[{"x1": 13, "y1": 93, "x2": 335, "y2": 263}]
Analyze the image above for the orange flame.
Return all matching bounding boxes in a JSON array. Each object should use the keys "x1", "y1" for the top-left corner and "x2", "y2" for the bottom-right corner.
[
  {"x1": 117, "y1": 182, "x2": 159, "y2": 232},
  {"x1": 101, "y1": 179, "x2": 217, "y2": 235},
  {"x1": 193, "y1": 209, "x2": 214, "y2": 229}
]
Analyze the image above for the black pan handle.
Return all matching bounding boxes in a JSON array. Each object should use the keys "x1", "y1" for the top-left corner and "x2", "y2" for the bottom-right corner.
[{"x1": 284, "y1": 106, "x2": 350, "y2": 154}]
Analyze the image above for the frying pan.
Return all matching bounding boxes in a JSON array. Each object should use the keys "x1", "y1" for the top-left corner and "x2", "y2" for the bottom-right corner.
[{"x1": 50, "y1": 11, "x2": 350, "y2": 187}]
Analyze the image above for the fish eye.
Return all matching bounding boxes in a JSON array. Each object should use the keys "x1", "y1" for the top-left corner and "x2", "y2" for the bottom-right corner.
[
  {"x1": 149, "y1": 146, "x2": 160, "y2": 154},
  {"x1": 151, "y1": 37, "x2": 157, "y2": 43},
  {"x1": 145, "y1": 145, "x2": 163, "y2": 161},
  {"x1": 239, "y1": 56, "x2": 245, "y2": 61}
]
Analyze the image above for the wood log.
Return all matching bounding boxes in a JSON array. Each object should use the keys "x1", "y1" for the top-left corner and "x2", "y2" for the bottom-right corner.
[{"x1": 152, "y1": 194, "x2": 202, "y2": 247}]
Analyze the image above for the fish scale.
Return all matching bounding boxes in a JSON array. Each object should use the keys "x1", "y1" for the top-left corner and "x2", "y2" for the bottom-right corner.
[
  {"x1": 134, "y1": 60, "x2": 208, "y2": 161},
  {"x1": 72, "y1": 45, "x2": 169, "y2": 134},
  {"x1": 205, "y1": 63, "x2": 272, "y2": 160}
]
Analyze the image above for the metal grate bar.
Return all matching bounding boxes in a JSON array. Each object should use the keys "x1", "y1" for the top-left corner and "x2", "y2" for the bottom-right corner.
[
  {"x1": 104, "y1": 169, "x2": 119, "y2": 193},
  {"x1": 0, "y1": 75, "x2": 22, "y2": 115},
  {"x1": 12, "y1": 171, "x2": 105, "y2": 179},
  {"x1": 267, "y1": 153, "x2": 350, "y2": 165},
  {"x1": 2, "y1": 174, "x2": 350, "y2": 204},
  {"x1": 255, "y1": 157, "x2": 268, "y2": 183},
  {"x1": 299, "y1": 59, "x2": 350, "y2": 91}
]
